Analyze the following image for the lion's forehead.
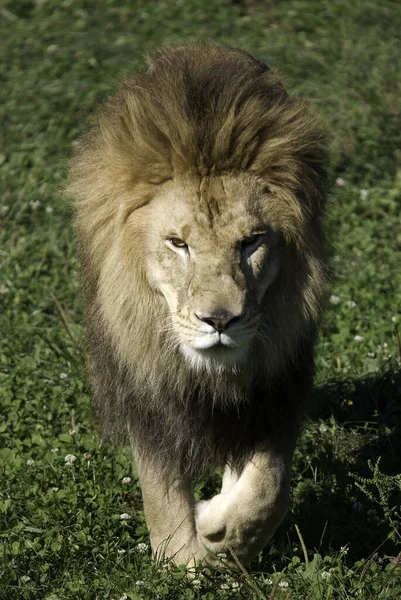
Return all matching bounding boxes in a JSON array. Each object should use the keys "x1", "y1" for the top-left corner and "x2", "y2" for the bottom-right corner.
[{"x1": 152, "y1": 173, "x2": 266, "y2": 243}]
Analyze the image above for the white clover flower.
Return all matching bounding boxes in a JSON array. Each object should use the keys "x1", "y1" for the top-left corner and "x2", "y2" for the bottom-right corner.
[
  {"x1": 136, "y1": 542, "x2": 148, "y2": 553},
  {"x1": 231, "y1": 581, "x2": 240, "y2": 589},
  {"x1": 360, "y1": 189, "x2": 369, "y2": 200},
  {"x1": 26, "y1": 459, "x2": 35, "y2": 466},
  {"x1": 321, "y1": 570, "x2": 331, "y2": 580},
  {"x1": 319, "y1": 424, "x2": 328, "y2": 434},
  {"x1": 135, "y1": 581, "x2": 145, "y2": 586},
  {"x1": 391, "y1": 316, "x2": 397, "y2": 323},
  {"x1": 21, "y1": 575, "x2": 31, "y2": 583},
  {"x1": 220, "y1": 583, "x2": 230, "y2": 590},
  {"x1": 382, "y1": 342, "x2": 388, "y2": 349},
  {"x1": 340, "y1": 546, "x2": 349, "y2": 554},
  {"x1": 367, "y1": 352, "x2": 375, "y2": 358},
  {"x1": 64, "y1": 454, "x2": 76, "y2": 464},
  {"x1": 45, "y1": 206, "x2": 54, "y2": 214},
  {"x1": 346, "y1": 300, "x2": 357, "y2": 308},
  {"x1": 51, "y1": 447, "x2": 60, "y2": 453},
  {"x1": 329, "y1": 295, "x2": 340, "y2": 305},
  {"x1": 119, "y1": 513, "x2": 131, "y2": 520},
  {"x1": 335, "y1": 177, "x2": 346, "y2": 186},
  {"x1": 59, "y1": 373, "x2": 68, "y2": 379},
  {"x1": 52, "y1": 487, "x2": 59, "y2": 492},
  {"x1": 265, "y1": 578, "x2": 273, "y2": 585},
  {"x1": 191, "y1": 579, "x2": 201, "y2": 587},
  {"x1": 279, "y1": 581, "x2": 289, "y2": 588},
  {"x1": 117, "y1": 549, "x2": 126, "y2": 554},
  {"x1": 354, "y1": 335, "x2": 364, "y2": 342},
  {"x1": 122, "y1": 476, "x2": 132, "y2": 485}
]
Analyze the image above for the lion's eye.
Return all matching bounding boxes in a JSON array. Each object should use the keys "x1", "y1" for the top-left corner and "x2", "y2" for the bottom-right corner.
[
  {"x1": 241, "y1": 233, "x2": 265, "y2": 250},
  {"x1": 166, "y1": 237, "x2": 188, "y2": 250}
]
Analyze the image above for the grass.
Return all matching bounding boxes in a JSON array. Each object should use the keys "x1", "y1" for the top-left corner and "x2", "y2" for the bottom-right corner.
[{"x1": 1, "y1": 0, "x2": 401, "y2": 598}]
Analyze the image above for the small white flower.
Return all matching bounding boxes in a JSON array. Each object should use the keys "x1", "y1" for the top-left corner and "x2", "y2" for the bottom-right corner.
[
  {"x1": 64, "y1": 453, "x2": 76, "y2": 464},
  {"x1": 191, "y1": 579, "x2": 201, "y2": 587},
  {"x1": 321, "y1": 570, "x2": 331, "y2": 580},
  {"x1": 21, "y1": 575, "x2": 31, "y2": 583},
  {"x1": 51, "y1": 447, "x2": 59, "y2": 453},
  {"x1": 217, "y1": 552, "x2": 227, "y2": 558},
  {"x1": 335, "y1": 177, "x2": 346, "y2": 186},
  {"x1": 30, "y1": 200, "x2": 41, "y2": 210},
  {"x1": 265, "y1": 578, "x2": 273, "y2": 585},
  {"x1": 220, "y1": 583, "x2": 230, "y2": 590},
  {"x1": 26, "y1": 459, "x2": 35, "y2": 466},
  {"x1": 136, "y1": 542, "x2": 148, "y2": 553},
  {"x1": 391, "y1": 316, "x2": 397, "y2": 323},
  {"x1": 119, "y1": 513, "x2": 131, "y2": 520},
  {"x1": 52, "y1": 487, "x2": 59, "y2": 492},
  {"x1": 122, "y1": 476, "x2": 132, "y2": 485},
  {"x1": 319, "y1": 424, "x2": 328, "y2": 434},
  {"x1": 59, "y1": 373, "x2": 68, "y2": 379},
  {"x1": 119, "y1": 595, "x2": 127, "y2": 600},
  {"x1": 360, "y1": 189, "x2": 369, "y2": 200},
  {"x1": 367, "y1": 352, "x2": 375, "y2": 358},
  {"x1": 382, "y1": 343, "x2": 388, "y2": 349},
  {"x1": 231, "y1": 581, "x2": 240, "y2": 589},
  {"x1": 279, "y1": 581, "x2": 289, "y2": 588},
  {"x1": 346, "y1": 300, "x2": 357, "y2": 308},
  {"x1": 354, "y1": 335, "x2": 364, "y2": 342},
  {"x1": 135, "y1": 581, "x2": 145, "y2": 586},
  {"x1": 330, "y1": 295, "x2": 340, "y2": 305},
  {"x1": 340, "y1": 546, "x2": 349, "y2": 554},
  {"x1": 117, "y1": 549, "x2": 126, "y2": 554},
  {"x1": 45, "y1": 206, "x2": 54, "y2": 214}
]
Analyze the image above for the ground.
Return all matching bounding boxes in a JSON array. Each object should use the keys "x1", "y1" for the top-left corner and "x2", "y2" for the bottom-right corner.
[{"x1": 1, "y1": 0, "x2": 401, "y2": 598}]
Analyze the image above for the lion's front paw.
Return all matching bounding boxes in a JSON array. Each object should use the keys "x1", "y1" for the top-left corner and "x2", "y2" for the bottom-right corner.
[{"x1": 196, "y1": 493, "x2": 243, "y2": 568}]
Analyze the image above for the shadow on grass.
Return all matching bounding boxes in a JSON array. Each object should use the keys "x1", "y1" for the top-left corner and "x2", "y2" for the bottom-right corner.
[{"x1": 257, "y1": 366, "x2": 401, "y2": 569}]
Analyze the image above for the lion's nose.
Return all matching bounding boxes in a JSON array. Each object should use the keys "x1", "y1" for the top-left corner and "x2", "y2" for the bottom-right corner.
[{"x1": 195, "y1": 310, "x2": 242, "y2": 333}]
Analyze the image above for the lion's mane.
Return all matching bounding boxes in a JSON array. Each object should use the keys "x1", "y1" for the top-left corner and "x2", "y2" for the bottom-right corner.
[{"x1": 68, "y1": 44, "x2": 328, "y2": 479}]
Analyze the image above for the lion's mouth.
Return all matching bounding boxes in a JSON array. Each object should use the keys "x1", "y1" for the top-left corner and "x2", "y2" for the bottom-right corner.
[
  {"x1": 189, "y1": 332, "x2": 240, "y2": 351},
  {"x1": 179, "y1": 332, "x2": 251, "y2": 371}
]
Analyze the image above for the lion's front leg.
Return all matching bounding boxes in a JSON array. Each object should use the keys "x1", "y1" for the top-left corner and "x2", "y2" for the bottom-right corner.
[
  {"x1": 196, "y1": 443, "x2": 293, "y2": 568},
  {"x1": 132, "y1": 447, "x2": 205, "y2": 568}
]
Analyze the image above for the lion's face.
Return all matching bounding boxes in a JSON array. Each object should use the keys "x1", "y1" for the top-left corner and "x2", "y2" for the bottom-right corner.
[{"x1": 134, "y1": 173, "x2": 282, "y2": 371}]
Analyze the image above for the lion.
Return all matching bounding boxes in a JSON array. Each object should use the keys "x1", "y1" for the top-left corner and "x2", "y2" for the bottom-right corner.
[{"x1": 67, "y1": 43, "x2": 328, "y2": 569}]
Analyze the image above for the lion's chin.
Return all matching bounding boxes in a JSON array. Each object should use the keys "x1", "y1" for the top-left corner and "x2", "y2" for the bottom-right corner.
[{"x1": 180, "y1": 342, "x2": 248, "y2": 373}]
